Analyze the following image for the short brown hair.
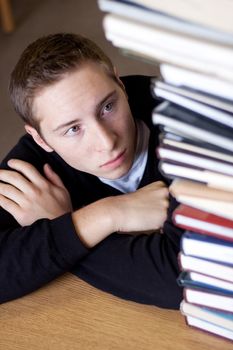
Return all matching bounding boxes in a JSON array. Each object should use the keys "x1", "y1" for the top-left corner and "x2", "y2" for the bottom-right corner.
[{"x1": 9, "y1": 33, "x2": 116, "y2": 131}]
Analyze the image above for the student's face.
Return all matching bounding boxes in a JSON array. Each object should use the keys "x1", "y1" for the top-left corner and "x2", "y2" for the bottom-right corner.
[{"x1": 28, "y1": 62, "x2": 137, "y2": 179}]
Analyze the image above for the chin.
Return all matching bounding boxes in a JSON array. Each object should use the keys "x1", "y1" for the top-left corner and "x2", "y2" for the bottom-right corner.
[{"x1": 109, "y1": 164, "x2": 132, "y2": 180}]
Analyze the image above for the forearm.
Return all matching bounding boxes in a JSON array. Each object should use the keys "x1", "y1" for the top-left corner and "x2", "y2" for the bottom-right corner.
[
  {"x1": 71, "y1": 195, "x2": 184, "y2": 309},
  {"x1": 71, "y1": 181, "x2": 168, "y2": 248},
  {"x1": 72, "y1": 222, "x2": 183, "y2": 309},
  {"x1": 0, "y1": 212, "x2": 89, "y2": 303},
  {"x1": 71, "y1": 196, "x2": 117, "y2": 248}
]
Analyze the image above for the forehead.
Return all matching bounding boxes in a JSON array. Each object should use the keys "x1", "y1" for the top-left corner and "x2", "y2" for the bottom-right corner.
[{"x1": 32, "y1": 62, "x2": 117, "y2": 123}]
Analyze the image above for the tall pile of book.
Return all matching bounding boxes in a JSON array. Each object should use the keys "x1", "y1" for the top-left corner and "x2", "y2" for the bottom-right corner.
[{"x1": 98, "y1": 0, "x2": 233, "y2": 342}]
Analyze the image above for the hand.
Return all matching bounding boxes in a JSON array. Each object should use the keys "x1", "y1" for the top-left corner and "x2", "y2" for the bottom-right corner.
[
  {"x1": 71, "y1": 181, "x2": 169, "y2": 248},
  {"x1": 112, "y1": 181, "x2": 169, "y2": 233},
  {"x1": 0, "y1": 159, "x2": 72, "y2": 226}
]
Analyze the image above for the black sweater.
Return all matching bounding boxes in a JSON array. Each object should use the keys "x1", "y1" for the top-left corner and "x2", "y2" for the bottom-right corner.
[{"x1": 0, "y1": 76, "x2": 183, "y2": 308}]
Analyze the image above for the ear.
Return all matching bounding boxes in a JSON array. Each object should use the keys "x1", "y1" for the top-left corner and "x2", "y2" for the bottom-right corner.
[{"x1": 25, "y1": 125, "x2": 54, "y2": 152}]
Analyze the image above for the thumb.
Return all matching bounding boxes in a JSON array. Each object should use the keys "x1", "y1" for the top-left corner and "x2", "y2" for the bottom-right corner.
[{"x1": 43, "y1": 163, "x2": 65, "y2": 188}]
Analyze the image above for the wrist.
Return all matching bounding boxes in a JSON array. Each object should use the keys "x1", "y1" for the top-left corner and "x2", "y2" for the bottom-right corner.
[{"x1": 71, "y1": 196, "x2": 116, "y2": 248}]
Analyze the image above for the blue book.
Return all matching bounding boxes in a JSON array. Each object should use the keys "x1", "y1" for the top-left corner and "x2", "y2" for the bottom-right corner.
[
  {"x1": 178, "y1": 271, "x2": 233, "y2": 296},
  {"x1": 181, "y1": 231, "x2": 233, "y2": 265}
]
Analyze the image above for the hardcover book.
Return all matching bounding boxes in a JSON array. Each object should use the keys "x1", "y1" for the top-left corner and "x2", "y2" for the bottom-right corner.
[
  {"x1": 159, "y1": 162, "x2": 233, "y2": 193},
  {"x1": 179, "y1": 253, "x2": 233, "y2": 283},
  {"x1": 172, "y1": 204, "x2": 233, "y2": 241},
  {"x1": 178, "y1": 271, "x2": 233, "y2": 294},
  {"x1": 184, "y1": 288, "x2": 233, "y2": 313},
  {"x1": 153, "y1": 80, "x2": 233, "y2": 113},
  {"x1": 181, "y1": 301, "x2": 233, "y2": 331},
  {"x1": 126, "y1": 0, "x2": 233, "y2": 34},
  {"x1": 153, "y1": 101, "x2": 233, "y2": 152},
  {"x1": 186, "y1": 315, "x2": 233, "y2": 341},
  {"x1": 157, "y1": 145, "x2": 233, "y2": 176},
  {"x1": 160, "y1": 132, "x2": 233, "y2": 159},
  {"x1": 98, "y1": 0, "x2": 233, "y2": 45},
  {"x1": 181, "y1": 231, "x2": 233, "y2": 265},
  {"x1": 160, "y1": 64, "x2": 233, "y2": 100},
  {"x1": 104, "y1": 14, "x2": 233, "y2": 81},
  {"x1": 153, "y1": 85, "x2": 233, "y2": 129}
]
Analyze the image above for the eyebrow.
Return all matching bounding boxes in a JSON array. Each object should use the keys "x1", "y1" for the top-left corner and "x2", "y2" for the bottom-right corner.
[{"x1": 52, "y1": 90, "x2": 117, "y2": 133}]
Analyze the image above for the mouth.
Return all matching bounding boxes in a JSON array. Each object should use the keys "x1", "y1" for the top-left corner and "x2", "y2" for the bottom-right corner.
[{"x1": 100, "y1": 149, "x2": 126, "y2": 169}]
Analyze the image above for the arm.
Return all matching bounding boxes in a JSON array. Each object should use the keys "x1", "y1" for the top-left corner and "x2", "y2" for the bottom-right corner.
[
  {"x1": 72, "y1": 196, "x2": 183, "y2": 310},
  {"x1": 0, "y1": 159, "x2": 170, "y2": 304}
]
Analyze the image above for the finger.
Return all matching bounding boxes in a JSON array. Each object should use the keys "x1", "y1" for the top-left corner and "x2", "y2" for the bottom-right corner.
[
  {"x1": 7, "y1": 159, "x2": 46, "y2": 187},
  {"x1": 0, "y1": 183, "x2": 25, "y2": 204},
  {"x1": 0, "y1": 194, "x2": 21, "y2": 217},
  {"x1": 43, "y1": 164, "x2": 65, "y2": 188},
  {"x1": 0, "y1": 169, "x2": 35, "y2": 194}
]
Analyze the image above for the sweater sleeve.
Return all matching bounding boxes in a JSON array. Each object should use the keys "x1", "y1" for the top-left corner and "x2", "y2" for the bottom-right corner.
[
  {"x1": 71, "y1": 197, "x2": 184, "y2": 310},
  {"x1": 0, "y1": 211, "x2": 89, "y2": 303}
]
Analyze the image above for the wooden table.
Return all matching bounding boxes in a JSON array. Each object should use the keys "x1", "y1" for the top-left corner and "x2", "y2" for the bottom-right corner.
[{"x1": 0, "y1": 273, "x2": 232, "y2": 349}]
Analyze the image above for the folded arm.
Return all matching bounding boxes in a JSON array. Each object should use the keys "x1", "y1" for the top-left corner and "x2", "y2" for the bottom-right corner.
[{"x1": 0, "y1": 159, "x2": 182, "y2": 308}]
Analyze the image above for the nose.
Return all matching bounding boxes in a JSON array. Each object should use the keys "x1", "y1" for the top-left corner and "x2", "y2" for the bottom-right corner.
[{"x1": 93, "y1": 123, "x2": 117, "y2": 152}]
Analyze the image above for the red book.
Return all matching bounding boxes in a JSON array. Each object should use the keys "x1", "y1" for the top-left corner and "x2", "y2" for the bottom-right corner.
[{"x1": 173, "y1": 204, "x2": 233, "y2": 242}]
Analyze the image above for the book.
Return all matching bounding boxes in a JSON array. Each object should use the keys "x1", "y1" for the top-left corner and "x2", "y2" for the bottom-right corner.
[
  {"x1": 98, "y1": 0, "x2": 233, "y2": 46},
  {"x1": 181, "y1": 231, "x2": 233, "y2": 265},
  {"x1": 153, "y1": 85, "x2": 233, "y2": 129},
  {"x1": 171, "y1": 193, "x2": 233, "y2": 221},
  {"x1": 184, "y1": 288, "x2": 233, "y2": 313},
  {"x1": 160, "y1": 64, "x2": 233, "y2": 99},
  {"x1": 181, "y1": 301, "x2": 233, "y2": 332},
  {"x1": 159, "y1": 161, "x2": 233, "y2": 193},
  {"x1": 172, "y1": 204, "x2": 233, "y2": 242},
  {"x1": 179, "y1": 253, "x2": 233, "y2": 283},
  {"x1": 157, "y1": 146, "x2": 233, "y2": 176},
  {"x1": 153, "y1": 102, "x2": 233, "y2": 152},
  {"x1": 186, "y1": 315, "x2": 233, "y2": 341},
  {"x1": 153, "y1": 80, "x2": 233, "y2": 113},
  {"x1": 160, "y1": 135, "x2": 233, "y2": 163},
  {"x1": 103, "y1": 15, "x2": 233, "y2": 81},
  {"x1": 126, "y1": 0, "x2": 233, "y2": 34},
  {"x1": 170, "y1": 179, "x2": 233, "y2": 200},
  {"x1": 178, "y1": 271, "x2": 233, "y2": 294}
]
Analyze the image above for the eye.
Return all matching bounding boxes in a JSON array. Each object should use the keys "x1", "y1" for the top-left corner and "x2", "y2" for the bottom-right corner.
[
  {"x1": 65, "y1": 125, "x2": 81, "y2": 136},
  {"x1": 103, "y1": 101, "x2": 114, "y2": 114}
]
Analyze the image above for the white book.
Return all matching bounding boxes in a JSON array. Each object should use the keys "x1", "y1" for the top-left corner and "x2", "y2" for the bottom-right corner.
[
  {"x1": 170, "y1": 179, "x2": 233, "y2": 202},
  {"x1": 154, "y1": 81, "x2": 233, "y2": 113},
  {"x1": 188, "y1": 273, "x2": 233, "y2": 293},
  {"x1": 154, "y1": 88, "x2": 233, "y2": 129},
  {"x1": 185, "y1": 288, "x2": 233, "y2": 312},
  {"x1": 182, "y1": 234, "x2": 233, "y2": 265},
  {"x1": 175, "y1": 194, "x2": 233, "y2": 221},
  {"x1": 158, "y1": 147, "x2": 233, "y2": 176},
  {"x1": 179, "y1": 254, "x2": 233, "y2": 283},
  {"x1": 160, "y1": 64, "x2": 233, "y2": 100},
  {"x1": 98, "y1": 0, "x2": 233, "y2": 45},
  {"x1": 160, "y1": 162, "x2": 233, "y2": 193},
  {"x1": 129, "y1": 0, "x2": 233, "y2": 34},
  {"x1": 186, "y1": 315, "x2": 233, "y2": 341},
  {"x1": 153, "y1": 113, "x2": 233, "y2": 152},
  {"x1": 181, "y1": 301, "x2": 233, "y2": 332},
  {"x1": 161, "y1": 138, "x2": 233, "y2": 164},
  {"x1": 103, "y1": 15, "x2": 233, "y2": 80},
  {"x1": 106, "y1": 31, "x2": 233, "y2": 82}
]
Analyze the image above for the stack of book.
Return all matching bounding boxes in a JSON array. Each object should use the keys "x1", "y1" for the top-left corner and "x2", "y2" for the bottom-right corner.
[{"x1": 98, "y1": 0, "x2": 233, "y2": 341}]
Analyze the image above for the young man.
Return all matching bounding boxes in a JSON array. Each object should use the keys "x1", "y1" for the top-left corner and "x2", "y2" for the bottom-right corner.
[{"x1": 0, "y1": 33, "x2": 183, "y2": 308}]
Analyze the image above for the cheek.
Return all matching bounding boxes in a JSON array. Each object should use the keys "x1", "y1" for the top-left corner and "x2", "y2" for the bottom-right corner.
[{"x1": 53, "y1": 140, "x2": 95, "y2": 169}]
